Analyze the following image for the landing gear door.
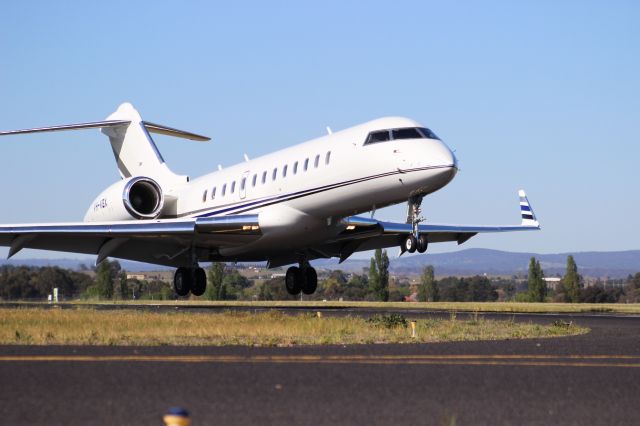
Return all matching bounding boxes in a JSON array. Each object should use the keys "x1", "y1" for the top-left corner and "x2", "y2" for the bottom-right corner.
[{"x1": 240, "y1": 171, "x2": 249, "y2": 199}]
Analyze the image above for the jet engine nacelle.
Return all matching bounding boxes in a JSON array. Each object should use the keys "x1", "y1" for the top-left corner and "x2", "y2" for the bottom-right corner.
[{"x1": 84, "y1": 176, "x2": 164, "y2": 222}]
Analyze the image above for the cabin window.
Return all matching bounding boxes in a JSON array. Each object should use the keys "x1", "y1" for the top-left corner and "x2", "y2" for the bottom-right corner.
[
  {"x1": 231, "y1": 181, "x2": 236, "y2": 193},
  {"x1": 202, "y1": 190, "x2": 207, "y2": 202},
  {"x1": 211, "y1": 187, "x2": 216, "y2": 200},
  {"x1": 283, "y1": 164, "x2": 288, "y2": 178},
  {"x1": 392, "y1": 128, "x2": 423, "y2": 140},
  {"x1": 241, "y1": 177, "x2": 246, "y2": 191},
  {"x1": 304, "y1": 158, "x2": 309, "y2": 171},
  {"x1": 262, "y1": 171, "x2": 267, "y2": 184},
  {"x1": 293, "y1": 161, "x2": 298, "y2": 174},
  {"x1": 252, "y1": 174, "x2": 257, "y2": 187},
  {"x1": 272, "y1": 168, "x2": 277, "y2": 181},
  {"x1": 222, "y1": 184, "x2": 227, "y2": 196},
  {"x1": 325, "y1": 151, "x2": 331, "y2": 165},
  {"x1": 314, "y1": 154, "x2": 320, "y2": 168},
  {"x1": 364, "y1": 130, "x2": 390, "y2": 145}
]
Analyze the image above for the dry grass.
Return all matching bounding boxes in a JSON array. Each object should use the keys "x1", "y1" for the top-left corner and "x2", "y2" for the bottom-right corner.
[{"x1": 0, "y1": 308, "x2": 588, "y2": 346}]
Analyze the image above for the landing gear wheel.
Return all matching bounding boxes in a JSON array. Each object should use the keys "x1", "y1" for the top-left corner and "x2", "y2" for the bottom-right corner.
[
  {"x1": 173, "y1": 267, "x2": 192, "y2": 296},
  {"x1": 417, "y1": 235, "x2": 428, "y2": 253},
  {"x1": 302, "y1": 267, "x2": 318, "y2": 295},
  {"x1": 404, "y1": 235, "x2": 417, "y2": 253},
  {"x1": 191, "y1": 268, "x2": 207, "y2": 296},
  {"x1": 285, "y1": 266, "x2": 302, "y2": 295}
]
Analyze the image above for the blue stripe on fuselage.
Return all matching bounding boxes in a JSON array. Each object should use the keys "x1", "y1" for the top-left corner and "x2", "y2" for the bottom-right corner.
[{"x1": 182, "y1": 164, "x2": 454, "y2": 219}]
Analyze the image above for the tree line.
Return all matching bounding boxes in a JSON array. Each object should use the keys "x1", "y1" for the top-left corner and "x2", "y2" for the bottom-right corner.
[
  {"x1": 1, "y1": 251, "x2": 639, "y2": 303},
  {"x1": 0, "y1": 261, "x2": 175, "y2": 301},
  {"x1": 524, "y1": 254, "x2": 639, "y2": 303}
]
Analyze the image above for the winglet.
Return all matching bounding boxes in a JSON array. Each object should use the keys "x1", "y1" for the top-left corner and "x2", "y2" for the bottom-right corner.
[{"x1": 518, "y1": 190, "x2": 539, "y2": 228}]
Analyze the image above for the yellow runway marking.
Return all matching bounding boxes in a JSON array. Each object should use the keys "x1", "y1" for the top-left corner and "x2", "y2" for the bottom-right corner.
[{"x1": 0, "y1": 354, "x2": 639, "y2": 368}]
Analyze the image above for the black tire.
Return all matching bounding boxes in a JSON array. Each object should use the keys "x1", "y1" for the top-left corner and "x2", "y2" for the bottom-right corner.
[
  {"x1": 173, "y1": 267, "x2": 192, "y2": 296},
  {"x1": 302, "y1": 267, "x2": 318, "y2": 295},
  {"x1": 404, "y1": 235, "x2": 417, "y2": 253},
  {"x1": 417, "y1": 234, "x2": 428, "y2": 253},
  {"x1": 191, "y1": 268, "x2": 207, "y2": 296},
  {"x1": 285, "y1": 266, "x2": 302, "y2": 295}
]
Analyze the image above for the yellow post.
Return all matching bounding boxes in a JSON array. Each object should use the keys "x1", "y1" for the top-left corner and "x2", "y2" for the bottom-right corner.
[
  {"x1": 163, "y1": 407, "x2": 191, "y2": 426},
  {"x1": 410, "y1": 321, "x2": 417, "y2": 338}
]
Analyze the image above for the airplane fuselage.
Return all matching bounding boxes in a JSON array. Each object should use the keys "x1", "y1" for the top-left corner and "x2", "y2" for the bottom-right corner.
[{"x1": 160, "y1": 117, "x2": 457, "y2": 261}]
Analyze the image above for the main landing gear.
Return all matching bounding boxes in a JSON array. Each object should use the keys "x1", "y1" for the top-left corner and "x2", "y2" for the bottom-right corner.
[
  {"x1": 402, "y1": 195, "x2": 429, "y2": 254},
  {"x1": 285, "y1": 261, "x2": 318, "y2": 295},
  {"x1": 173, "y1": 267, "x2": 207, "y2": 297}
]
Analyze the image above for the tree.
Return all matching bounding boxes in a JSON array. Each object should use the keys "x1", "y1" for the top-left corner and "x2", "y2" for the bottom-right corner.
[
  {"x1": 418, "y1": 265, "x2": 438, "y2": 302},
  {"x1": 321, "y1": 277, "x2": 343, "y2": 300},
  {"x1": 468, "y1": 276, "x2": 498, "y2": 301},
  {"x1": 527, "y1": 257, "x2": 546, "y2": 302},
  {"x1": 368, "y1": 249, "x2": 389, "y2": 301},
  {"x1": 502, "y1": 283, "x2": 516, "y2": 301},
  {"x1": 632, "y1": 273, "x2": 640, "y2": 289},
  {"x1": 205, "y1": 262, "x2": 226, "y2": 300},
  {"x1": 94, "y1": 260, "x2": 121, "y2": 299},
  {"x1": 118, "y1": 270, "x2": 129, "y2": 300},
  {"x1": 222, "y1": 269, "x2": 251, "y2": 299},
  {"x1": 622, "y1": 273, "x2": 640, "y2": 303},
  {"x1": 343, "y1": 273, "x2": 369, "y2": 300},
  {"x1": 562, "y1": 255, "x2": 581, "y2": 303}
]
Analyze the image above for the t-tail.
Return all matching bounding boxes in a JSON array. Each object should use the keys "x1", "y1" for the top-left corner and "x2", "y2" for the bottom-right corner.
[
  {"x1": 519, "y1": 189, "x2": 539, "y2": 227},
  {"x1": 0, "y1": 102, "x2": 210, "y2": 188}
]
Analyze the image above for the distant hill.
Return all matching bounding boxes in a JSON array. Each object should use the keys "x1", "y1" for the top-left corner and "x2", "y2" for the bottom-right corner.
[
  {"x1": 0, "y1": 258, "x2": 168, "y2": 272},
  {"x1": 1, "y1": 248, "x2": 638, "y2": 278},
  {"x1": 314, "y1": 248, "x2": 640, "y2": 278}
]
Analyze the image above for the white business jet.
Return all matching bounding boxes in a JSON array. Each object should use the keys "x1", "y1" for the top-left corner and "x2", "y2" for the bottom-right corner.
[{"x1": 0, "y1": 103, "x2": 539, "y2": 296}]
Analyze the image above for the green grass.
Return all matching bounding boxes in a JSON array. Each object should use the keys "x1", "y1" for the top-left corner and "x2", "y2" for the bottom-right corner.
[
  {"x1": 0, "y1": 308, "x2": 588, "y2": 346},
  {"x1": 6, "y1": 300, "x2": 640, "y2": 314}
]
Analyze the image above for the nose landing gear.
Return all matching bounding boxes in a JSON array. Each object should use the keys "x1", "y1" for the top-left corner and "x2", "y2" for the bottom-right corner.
[
  {"x1": 402, "y1": 195, "x2": 429, "y2": 254},
  {"x1": 285, "y1": 261, "x2": 318, "y2": 295}
]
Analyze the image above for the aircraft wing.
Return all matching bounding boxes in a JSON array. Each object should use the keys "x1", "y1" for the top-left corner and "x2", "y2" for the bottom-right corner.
[
  {"x1": 304, "y1": 190, "x2": 540, "y2": 264},
  {"x1": 0, "y1": 215, "x2": 261, "y2": 267}
]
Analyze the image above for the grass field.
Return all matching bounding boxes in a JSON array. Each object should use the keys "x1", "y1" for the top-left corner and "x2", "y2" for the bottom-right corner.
[
  {"x1": 7, "y1": 300, "x2": 640, "y2": 314},
  {"x1": 0, "y1": 308, "x2": 588, "y2": 346}
]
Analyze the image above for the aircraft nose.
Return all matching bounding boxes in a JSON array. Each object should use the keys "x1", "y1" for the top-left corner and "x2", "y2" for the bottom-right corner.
[
  {"x1": 430, "y1": 140, "x2": 457, "y2": 168},
  {"x1": 430, "y1": 141, "x2": 457, "y2": 183}
]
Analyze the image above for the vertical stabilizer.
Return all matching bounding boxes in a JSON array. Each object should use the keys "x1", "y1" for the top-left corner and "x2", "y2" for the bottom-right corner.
[{"x1": 102, "y1": 103, "x2": 187, "y2": 186}]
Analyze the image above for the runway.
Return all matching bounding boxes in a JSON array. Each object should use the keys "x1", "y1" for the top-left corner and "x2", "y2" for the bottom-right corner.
[{"x1": 1, "y1": 311, "x2": 639, "y2": 425}]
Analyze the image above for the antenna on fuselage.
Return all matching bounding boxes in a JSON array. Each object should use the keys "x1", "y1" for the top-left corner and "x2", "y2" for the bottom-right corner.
[
  {"x1": 244, "y1": 154, "x2": 250, "y2": 162},
  {"x1": 326, "y1": 126, "x2": 332, "y2": 135},
  {"x1": 218, "y1": 164, "x2": 223, "y2": 171}
]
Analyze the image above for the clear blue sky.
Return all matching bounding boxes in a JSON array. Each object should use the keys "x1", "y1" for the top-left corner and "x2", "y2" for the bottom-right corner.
[{"x1": 0, "y1": 1, "x2": 638, "y2": 260}]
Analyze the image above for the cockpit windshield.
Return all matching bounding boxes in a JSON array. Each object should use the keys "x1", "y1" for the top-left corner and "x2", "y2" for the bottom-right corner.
[
  {"x1": 364, "y1": 127, "x2": 440, "y2": 145},
  {"x1": 392, "y1": 128, "x2": 423, "y2": 139},
  {"x1": 418, "y1": 127, "x2": 440, "y2": 140},
  {"x1": 364, "y1": 130, "x2": 390, "y2": 144}
]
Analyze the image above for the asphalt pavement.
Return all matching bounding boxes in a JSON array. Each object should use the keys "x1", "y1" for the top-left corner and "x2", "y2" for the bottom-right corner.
[{"x1": 0, "y1": 309, "x2": 639, "y2": 425}]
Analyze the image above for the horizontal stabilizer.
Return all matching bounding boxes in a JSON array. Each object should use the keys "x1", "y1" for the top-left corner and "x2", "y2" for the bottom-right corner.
[
  {"x1": 142, "y1": 121, "x2": 210, "y2": 141},
  {"x1": 0, "y1": 119, "x2": 210, "y2": 142},
  {"x1": 0, "y1": 120, "x2": 130, "y2": 136}
]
